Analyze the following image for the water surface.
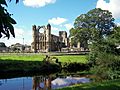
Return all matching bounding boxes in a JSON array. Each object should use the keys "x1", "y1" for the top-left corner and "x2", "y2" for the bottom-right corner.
[
  {"x1": 0, "y1": 75, "x2": 90, "y2": 90},
  {"x1": 0, "y1": 77, "x2": 32, "y2": 90}
]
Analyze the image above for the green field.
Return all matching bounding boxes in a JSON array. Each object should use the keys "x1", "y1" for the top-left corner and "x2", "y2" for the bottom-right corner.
[
  {"x1": 0, "y1": 53, "x2": 45, "y2": 61},
  {"x1": 54, "y1": 55, "x2": 87, "y2": 63},
  {"x1": 0, "y1": 53, "x2": 87, "y2": 63},
  {"x1": 56, "y1": 79, "x2": 120, "y2": 90}
]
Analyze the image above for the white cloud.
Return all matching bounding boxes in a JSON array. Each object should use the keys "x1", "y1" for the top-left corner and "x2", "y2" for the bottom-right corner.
[
  {"x1": 51, "y1": 26, "x2": 59, "y2": 35},
  {"x1": 0, "y1": 27, "x2": 32, "y2": 46},
  {"x1": 14, "y1": 27, "x2": 24, "y2": 37},
  {"x1": 51, "y1": 26, "x2": 59, "y2": 31},
  {"x1": 48, "y1": 17, "x2": 67, "y2": 25},
  {"x1": 116, "y1": 23, "x2": 120, "y2": 26},
  {"x1": 64, "y1": 23, "x2": 73, "y2": 30},
  {"x1": 96, "y1": 0, "x2": 120, "y2": 18},
  {"x1": 23, "y1": 0, "x2": 56, "y2": 8}
]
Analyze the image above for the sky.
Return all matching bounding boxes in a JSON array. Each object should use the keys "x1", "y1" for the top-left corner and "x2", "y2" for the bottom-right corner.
[{"x1": 0, "y1": 0, "x2": 120, "y2": 46}]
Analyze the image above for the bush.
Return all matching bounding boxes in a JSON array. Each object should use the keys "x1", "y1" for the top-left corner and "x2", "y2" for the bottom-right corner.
[
  {"x1": 90, "y1": 52, "x2": 120, "y2": 80},
  {"x1": 62, "y1": 62, "x2": 90, "y2": 73}
]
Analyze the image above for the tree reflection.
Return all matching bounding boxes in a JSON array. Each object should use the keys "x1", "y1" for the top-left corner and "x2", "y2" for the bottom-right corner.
[{"x1": 32, "y1": 75, "x2": 51, "y2": 90}]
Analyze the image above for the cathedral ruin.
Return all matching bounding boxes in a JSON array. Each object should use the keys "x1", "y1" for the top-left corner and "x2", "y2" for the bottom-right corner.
[{"x1": 31, "y1": 24, "x2": 69, "y2": 52}]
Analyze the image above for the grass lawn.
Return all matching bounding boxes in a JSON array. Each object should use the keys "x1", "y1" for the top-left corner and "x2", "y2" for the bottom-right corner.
[
  {"x1": 56, "y1": 79, "x2": 120, "y2": 90},
  {"x1": 54, "y1": 55, "x2": 87, "y2": 63},
  {"x1": 0, "y1": 53, "x2": 45, "y2": 61},
  {"x1": 0, "y1": 53, "x2": 87, "y2": 63}
]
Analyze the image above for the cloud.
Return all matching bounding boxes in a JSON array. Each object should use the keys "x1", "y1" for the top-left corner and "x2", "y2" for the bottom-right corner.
[
  {"x1": 96, "y1": 0, "x2": 120, "y2": 18},
  {"x1": 51, "y1": 26, "x2": 59, "y2": 35},
  {"x1": 23, "y1": 0, "x2": 56, "y2": 8},
  {"x1": 116, "y1": 23, "x2": 120, "y2": 26},
  {"x1": 51, "y1": 26, "x2": 59, "y2": 31},
  {"x1": 14, "y1": 27, "x2": 25, "y2": 37},
  {"x1": 48, "y1": 17, "x2": 67, "y2": 25},
  {"x1": 0, "y1": 27, "x2": 32, "y2": 46},
  {"x1": 64, "y1": 23, "x2": 73, "y2": 30}
]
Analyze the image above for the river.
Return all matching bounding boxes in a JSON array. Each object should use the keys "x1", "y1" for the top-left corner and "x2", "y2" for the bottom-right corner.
[{"x1": 0, "y1": 75, "x2": 90, "y2": 90}]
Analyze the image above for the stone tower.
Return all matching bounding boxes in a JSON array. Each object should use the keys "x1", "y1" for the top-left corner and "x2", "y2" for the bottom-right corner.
[
  {"x1": 32, "y1": 25, "x2": 37, "y2": 52},
  {"x1": 59, "y1": 31, "x2": 68, "y2": 46},
  {"x1": 46, "y1": 24, "x2": 51, "y2": 52}
]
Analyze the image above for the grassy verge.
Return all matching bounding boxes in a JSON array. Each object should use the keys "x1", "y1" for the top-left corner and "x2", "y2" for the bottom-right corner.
[
  {"x1": 56, "y1": 79, "x2": 120, "y2": 90},
  {"x1": 54, "y1": 55, "x2": 87, "y2": 63},
  {"x1": 0, "y1": 53, "x2": 87, "y2": 78},
  {"x1": 0, "y1": 53, "x2": 87, "y2": 63},
  {"x1": 0, "y1": 53, "x2": 45, "y2": 61}
]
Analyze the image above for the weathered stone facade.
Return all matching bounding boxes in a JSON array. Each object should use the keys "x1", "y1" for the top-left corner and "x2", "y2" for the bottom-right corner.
[{"x1": 31, "y1": 24, "x2": 68, "y2": 52}]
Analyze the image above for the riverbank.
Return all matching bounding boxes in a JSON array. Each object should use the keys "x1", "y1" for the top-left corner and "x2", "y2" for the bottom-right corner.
[
  {"x1": 0, "y1": 60, "x2": 60, "y2": 79},
  {"x1": 56, "y1": 79, "x2": 120, "y2": 90},
  {"x1": 0, "y1": 53, "x2": 89, "y2": 79}
]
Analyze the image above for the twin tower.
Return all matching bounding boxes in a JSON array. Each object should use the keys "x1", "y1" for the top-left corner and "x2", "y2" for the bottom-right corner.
[{"x1": 31, "y1": 24, "x2": 68, "y2": 52}]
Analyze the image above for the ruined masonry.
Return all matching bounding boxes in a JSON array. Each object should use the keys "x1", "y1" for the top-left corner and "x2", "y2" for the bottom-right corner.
[{"x1": 31, "y1": 24, "x2": 68, "y2": 52}]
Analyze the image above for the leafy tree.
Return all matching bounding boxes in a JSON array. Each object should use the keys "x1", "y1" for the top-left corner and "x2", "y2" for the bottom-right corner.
[
  {"x1": 71, "y1": 8, "x2": 115, "y2": 45},
  {"x1": 0, "y1": 42, "x2": 6, "y2": 47},
  {"x1": 89, "y1": 26, "x2": 120, "y2": 80},
  {"x1": 70, "y1": 14, "x2": 91, "y2": 48},
  {"x1": 77, "y1": 8, "x2": 115, "y2": 33},
  {"x1": 0, "y1": 0, "x2": 19, "y2": 39},
  {"x1": 69, "y1": 28, "x2": 78, "y2": 46},
  {"x1": 71, "y1": 8, "x2": 120, "y2": 80}
]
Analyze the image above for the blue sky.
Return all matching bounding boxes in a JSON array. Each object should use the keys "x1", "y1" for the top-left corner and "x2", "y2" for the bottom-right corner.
[{"x1": 0, "y1": 0, "x2": 120, "y2": 46}]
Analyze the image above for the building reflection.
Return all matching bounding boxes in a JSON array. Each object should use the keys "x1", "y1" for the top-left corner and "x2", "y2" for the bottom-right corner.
[{"x1": 32, "y1": 75, "x2": 52, "y2": 90}]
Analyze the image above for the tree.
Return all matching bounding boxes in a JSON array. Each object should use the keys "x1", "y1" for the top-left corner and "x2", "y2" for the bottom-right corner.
[
  {"x1": 0, "y1": 42, "x2": 6, "y2": 47},
  {"x1": 70, "y1": 27, "x2": 91, "y2": 49},
  {"x1": 71, "y1": 8, "x2": 120, "y2": 80},
  {"x1": 0, "y1": 0, "x2": 19, "y2": 39},
  {"x1": 71, "y1": 8, "x2": 115, "y2": 44},
  {"x1": 89, "y1": 27, "x2": 120, "y2": 80},
  {"x1": 70, "y1": 8, "x2": 116, "y2": 52},
  {"x1": 69, "y1": 28, "x2": 78, "y2": 47}
]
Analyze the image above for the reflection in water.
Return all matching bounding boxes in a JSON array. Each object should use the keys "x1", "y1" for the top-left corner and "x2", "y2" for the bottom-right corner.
[
  {"x1": 32, "y1": 75, "x2": 52, "y2": 90},
  {"x1": 32, "y1": 75, "x2": 90, "y2": 90},
  {"x1": 0, "y1": 79, "x2": 7, "y2": 86},
  {"x1": 0, "y1": 75, "x2": 90, "y2": 90},
  {"x1": 0, "y1": 77, "x2": 32, "y2": 90}
]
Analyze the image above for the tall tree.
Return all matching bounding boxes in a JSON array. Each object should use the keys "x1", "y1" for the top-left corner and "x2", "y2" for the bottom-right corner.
[
  {"x1": 87, "y1": 8, "x2": 115, "y2": 37},
  {"x1": 71, "y1": 8, "x2": 120, "y2": 80},
  {"x1": 0, "y1": 0, "x2": 19, "y2": 39},
  {"x1": 71, "y1": 8, "x2": 115, "y2": 44},
  {"x1": 89, "y1": 26, "x2": 120, "y2": 80}
]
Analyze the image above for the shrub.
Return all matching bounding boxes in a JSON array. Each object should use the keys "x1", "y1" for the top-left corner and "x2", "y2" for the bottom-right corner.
[{"x1": 62, "y1": 62, "x2": 90, "y2": 73}]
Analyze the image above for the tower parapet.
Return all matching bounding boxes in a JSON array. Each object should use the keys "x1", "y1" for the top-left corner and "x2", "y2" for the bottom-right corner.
[
  {"x1": 59, "y1": 31, "x2": 68, "y2": 46},
  {"x1": 46, "y1": 24, "x2": 51, "y2": 52},
  {"x1": 32, "y1": 25, "x2": 37, "y2": 52},
  {"x1": 32, "y1": 25, "x2": 36, "y2": 37}
]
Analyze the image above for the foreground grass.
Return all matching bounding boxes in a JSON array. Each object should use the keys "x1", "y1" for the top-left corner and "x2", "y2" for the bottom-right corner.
[
  {"x1": 56, "y1": 79, "x2": 120, "y2": 90},
  {"x1": 0, "y1": 53, "x2": 87, "y2": 63}
]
